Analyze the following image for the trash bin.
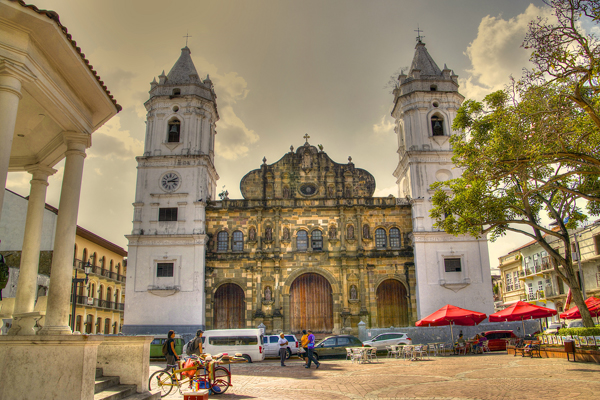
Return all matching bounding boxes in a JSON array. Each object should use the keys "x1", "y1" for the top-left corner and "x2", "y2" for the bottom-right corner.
[{"x1": 564, "y1": 339, "x2": 575, "y2": 362}]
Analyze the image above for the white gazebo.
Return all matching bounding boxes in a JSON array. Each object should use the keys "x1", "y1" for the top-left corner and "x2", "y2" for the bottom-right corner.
[{"x1": 0, "y1": 1, "x2": 153, "y2": 399}]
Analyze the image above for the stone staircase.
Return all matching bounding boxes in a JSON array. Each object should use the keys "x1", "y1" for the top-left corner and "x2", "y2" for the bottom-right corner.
[{"x1": 94, "y1": 368, "x2": 160, "y2": 400}]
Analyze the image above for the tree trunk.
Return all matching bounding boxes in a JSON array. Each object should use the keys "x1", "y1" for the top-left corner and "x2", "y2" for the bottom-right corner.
[{"x1": 562, "y1": 261, "x2": 595, "y2": 328}]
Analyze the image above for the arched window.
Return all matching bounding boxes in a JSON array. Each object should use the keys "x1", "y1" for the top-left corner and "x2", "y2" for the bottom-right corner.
[
  {"x1": 98, "y1": 285, "x2": 104, "y2": 301},
  {"x1": 91, "y1": 252, "x2": 97, "y2": 266},
  {"x1": 431, "y1": 115, "x2": 444, "y2": 136},
  {"x1": 297, "y1": 230, "x2": 308, "y2": 251},
  {"x1": 115, "y1": 289, "x2": 120, "y2": 306},
  {"x1": 106, "y1": 287, "x2": 112, "y2": 306},
  {"x1": 113, "y1": 322, "x2": 118, "y2": 334},
  {"x1": 85, "y1": 315, "x2": 93, "y2": 334},
  {"x1": 104, "y1": 318, "x2": 111, "y2": 334},
  {"x1": 116, "y1": 263, "x2": 120, "y2": 276},
  {"x1": 109, "y1": 260, "x2": 113, "y2": 272},
  {"x1": 389, "y1": 228, "x2": 401, "y2": 248},
  {"x1": 311, "y1": 230, "x2": 323, "y2": 251},
  {"x1": 100, "y1": 256, "x2": 105, "y2": 269},
  {"x1": 217, "y1": 231, "x2": 228, "y2": 252},
  {"x1": 89, "y1": 283, "x2": 95, "y2": 298},
  {"x1": 73, "y1": 245, "x2": 78, "y2": 265},
  {"x1": 168, "y1": 119, "x2": 181, "y2": 142},
  {"x1": 96, "y1": 317, "x2": 102, "y2": 334},
  {"x1": 232, "y1": 230, "x2": 244, "y2": 251},
  {"x1": 82, "y1": 248, "x2": 88, "y2": 263},
  {"x1": 375, "y1": 228, "x2": 387, "y2": 249},
  {"x1": 76, "y1": 315, "x2": 82, "y2": 333}
]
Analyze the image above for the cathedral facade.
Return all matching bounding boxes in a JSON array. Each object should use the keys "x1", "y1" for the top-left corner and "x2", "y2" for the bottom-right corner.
[{"x1": 123, "y1": 41, "x2": 493, "y2": 336}]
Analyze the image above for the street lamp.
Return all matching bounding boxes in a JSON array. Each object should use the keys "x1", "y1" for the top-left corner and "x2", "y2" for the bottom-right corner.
[{"x1": 71, "y1": 260, "x2": 92, "y2": 332}]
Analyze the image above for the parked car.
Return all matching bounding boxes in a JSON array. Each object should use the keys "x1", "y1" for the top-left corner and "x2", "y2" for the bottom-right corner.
[
  {"x1": 263, "y1": 334, "x2": 300, "y2": 359},
  {"x1": 543, "y1": 322, "x2": 564, "y2": 334},
  {"x1": 149, "y1": 334, "x2": 184, "y2": 359},
  {"x1": 482, "y1": 330, "x2": 518, "y2": 351},
  {"x1": 201, "y1": 329, "x2": 265, "y2": 363},
  {"x1": 362, "y1": 332, "x2": 412, "y2": 350},
  {"x1": 312, "y1": 335, "x2": 363, "y2": 360},
  {"x1": 567, "y1": 319, "x2": 583, "y2": 328}
]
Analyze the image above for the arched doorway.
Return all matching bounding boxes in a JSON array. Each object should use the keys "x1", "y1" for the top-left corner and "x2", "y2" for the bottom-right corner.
[
  {"x1": 213, "y1": 283, "x2": 245, "y2": 329},
  {"x1": 376, "y1": 279, "x2": 408, "y2": 328},
  {"x1": 290, "y1": 273, "x2": 333, "y2": 333}
]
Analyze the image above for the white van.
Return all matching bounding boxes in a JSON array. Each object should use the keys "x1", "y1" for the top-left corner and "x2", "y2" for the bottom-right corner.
[{"x1": 201, "y1": 329, "x2": 265, "y2": 363}]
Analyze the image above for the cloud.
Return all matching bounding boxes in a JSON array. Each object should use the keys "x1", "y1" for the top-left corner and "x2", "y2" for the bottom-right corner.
[
  {"x1": 88, "y1": 116, "x2": 144, "y2": 160},
  {"x1": 460, "y1": 4, "x2": 554, "y2": 100},
  {"x1": 373, "y1": 115, "x2": 394, "y2": 136},
  {"x1": 215, "y1": 105, "x2": 259, "y2": 160},
  {"x1": 374, "y1": 184, "x2": 397, "y2": 198}
]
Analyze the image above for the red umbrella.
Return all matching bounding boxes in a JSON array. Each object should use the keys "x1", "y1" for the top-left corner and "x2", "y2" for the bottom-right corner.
[
  {"x1": 489, "y1": 301, "x2": 557, "y2": 336},
  {"x1": 559, "y1": 297, "x2": 600, "y2": 320},
  {"x1": 416, "y1": 305, "x2": 487, "y2": 341}
]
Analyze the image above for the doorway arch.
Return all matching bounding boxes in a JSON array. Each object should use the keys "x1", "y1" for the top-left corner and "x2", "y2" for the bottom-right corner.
[
  {"x1": 289, "y1": 273, "x2": 333, "y2": 333},
  {"x1": 213, "y1": 283, "x2": 245, "y2": 329},
  {"x1": 376, "y1": 279, "x2": 408, "y2": 327}
]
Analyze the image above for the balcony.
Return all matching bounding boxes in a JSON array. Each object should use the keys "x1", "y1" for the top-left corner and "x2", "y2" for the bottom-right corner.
[
  {"x1": 73, "y1": 259, "x2": 126, "y2": 283},
  {"x1": 71, "y1": 295, "x2": 124, "y2": 312},
  {"x1": 520, "y1": 287, "x2": 557, "y2": 303}
]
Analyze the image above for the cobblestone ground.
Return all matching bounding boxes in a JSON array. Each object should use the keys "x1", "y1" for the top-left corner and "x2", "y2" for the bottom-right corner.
[{"x1": 150, "y1": 352, "x2": 600, "y2": 399}]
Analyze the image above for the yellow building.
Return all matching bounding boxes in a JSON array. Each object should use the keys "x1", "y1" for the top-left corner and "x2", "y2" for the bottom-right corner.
[
  {"x1": 71, "y1": 226, "x2": 127, "y2": 334},
  {"x1": 497, "y1": 250, "x2": 525, "y2": 309}
]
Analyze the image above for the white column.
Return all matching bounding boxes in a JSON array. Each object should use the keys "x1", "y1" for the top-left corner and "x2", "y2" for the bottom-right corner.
[
  {"x1": 8, "y1": 165, "x2": 56, "y2": 335},
  {"x1": 39, "y1": 133, "x2": 90, "y2": 335},
  {"x1": 0, "y1": 75, "x2": 22, "y2": 218}
]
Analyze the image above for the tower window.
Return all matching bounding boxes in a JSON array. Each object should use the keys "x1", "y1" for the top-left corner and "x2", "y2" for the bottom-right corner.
[
  {"x1": 172, "y1": 88, "x2": 181, "y2": 96},
  {"x1": 444, "y1": 258, "x2": 462, "y2": 272},
  {"x1": 375, "y1": 228, "x2": 387, "y2": 249},
  {"x1": 232, "y1": 230, "x2": 244, "y2": 251},
  {"x1": 297, "y1": 230, "x2": 308, "y2": 251},
  {"x1": 430, "y1": 84, "x2": 437, "y2": 91},
  {"x1": 157, "y1": 263, "x2": 174, "y2": 277},
  {"x1": 311, "y1": 230, "x2": 323, "y2": 251},
  {"x1": 158, "y1": 207, "x2": 178, "y2": 221},
  {"x1": 167, "y1": 120, "x2": 181, "y2": 143},
  {"x1": 431, "y1": 115, "x2": 444, "y2": 136},
  {"x1": 217, "y1": 231, "x2": 228, "y2": 252}
]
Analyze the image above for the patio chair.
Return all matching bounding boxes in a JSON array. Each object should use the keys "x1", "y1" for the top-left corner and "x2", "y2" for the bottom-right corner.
[
  {"x1": 456, "y1": 343, "x2": 467, "y2": 355},
  {"x1": 482, "y1": 340, "x2": 491, "y2": 353},
  {"x1": 367, "y1": 347, "x2": 378, "y2": 362},
  {"x1": 345, "y1": 348, "x2": 353, "y2": 360},
  {"x1": 416, "y1": 345, "x2": 429, "y2": 360},
  {"x1": 351, "y1": 348, "x2": 364, "y2": 364},
  {"x1": 438, "y1": 343, "x2": 451, "y2": 356},
  {"x1": 427, "y1": 343, "x2": 439, "y2": 357},
  {"x1": 386, "y1": 345, "x2": 399, "y2": 358},
  {"x1": 402, "y1": 345, "x2": 414, "y2": 360},
  {"x1": 395, "y1": 345, "x2": 405, "y2": 359}
]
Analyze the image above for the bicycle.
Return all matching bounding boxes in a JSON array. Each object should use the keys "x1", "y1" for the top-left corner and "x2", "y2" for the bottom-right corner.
[{"x1": 149, "y1": 355, "x2": 232, "y2": 397}]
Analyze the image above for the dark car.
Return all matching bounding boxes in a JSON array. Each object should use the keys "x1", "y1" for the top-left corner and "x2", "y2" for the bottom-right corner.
[
  {"x1": 312, "y1": 335, "x2": 363, "y2": 360},
  {"x1": 482, "y1": 330, "x2": 518, "y2": 351}
]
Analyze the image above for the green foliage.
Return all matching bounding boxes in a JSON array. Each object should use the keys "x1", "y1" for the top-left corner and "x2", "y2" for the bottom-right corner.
[{"x1": 558, "y1": 327, "x2": 600, "y2": 337}]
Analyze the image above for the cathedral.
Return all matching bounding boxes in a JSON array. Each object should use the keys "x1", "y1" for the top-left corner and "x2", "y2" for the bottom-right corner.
[{"x1": 123, "y1": 40, "x2": 494, "y2": 336}]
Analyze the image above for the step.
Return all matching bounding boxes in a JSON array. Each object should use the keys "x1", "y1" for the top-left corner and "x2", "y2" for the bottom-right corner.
[
  {"x1": 95, "y1": 376, "x2": 121, "y2": 394},
  {"x1": 96, "y1": 368, "x2": 104, "y2": 378},
  {"x1": 94, "y1": 384, "x2": 137, "y2": 400},
  {"x1": 121, "y1": 391, "x2": 161, "y2": 400}
]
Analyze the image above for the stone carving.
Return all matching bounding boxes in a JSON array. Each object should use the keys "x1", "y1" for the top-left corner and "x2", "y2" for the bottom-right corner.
[
  {"x1": 302, "y1": 151, "x2": 312, "y2": 170},
  {"x1": 282, "y1": 186, "x2": 290, "y2": 199},
  {"x1": 328, "y1": 186, "x2": 335, "y2": 197},
  {"x1": 264, "y1": 286, "x2": 272, "y2": 302},
  {"x1": 249, "y1": 227, "x2": 256, "y2": 241},
  {"x1": 347, "y1": 225, "x2": 355, "y2": 240},
  {"x1": 265, "y1": 226, "x2": 272, "y2": 241},
  {"x1": 363, "y1": 224, "x2": 370, "y2": 239},
  {"x1": 329, "y1": 226, "x2": 337, "y2": 239},
  {"x1": 282, "y1": 227, "x2": 290, "y2": 241},
  {"x1": 350, "y1": 285, "x2": 358, "y2": 300}
]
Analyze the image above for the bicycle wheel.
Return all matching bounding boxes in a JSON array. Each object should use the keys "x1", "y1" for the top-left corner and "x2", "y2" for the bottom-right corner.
[
  {"x1": 149, "y1": 370, "x2": 175, "y2": 397},
  {"x1": 210, "y1": 366, "x2": 231, "y2": 395}
]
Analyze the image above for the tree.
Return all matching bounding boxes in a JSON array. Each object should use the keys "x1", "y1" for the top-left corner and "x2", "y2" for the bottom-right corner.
[{"x1": 431, "y1": 0, "x2": 600, "y2": 327}]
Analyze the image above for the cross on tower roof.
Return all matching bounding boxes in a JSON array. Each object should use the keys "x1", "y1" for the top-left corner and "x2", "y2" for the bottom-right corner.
[
  {"x1": 183, "y1": 32, "x2": 192, "y2": 46},
  {"x1": 415, "y1": 25, "x2": 424, "y2": 43},
  {"x1": 303, "y1": 133, "x2": 310, "y2": 143}
]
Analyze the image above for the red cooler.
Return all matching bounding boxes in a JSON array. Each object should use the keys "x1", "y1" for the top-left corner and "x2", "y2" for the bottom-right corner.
[{"x1": 183, "y1": 390, "x2": 209, "y2": 400}]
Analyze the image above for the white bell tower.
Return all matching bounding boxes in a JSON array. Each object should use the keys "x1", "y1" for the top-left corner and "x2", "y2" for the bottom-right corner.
[
  {"x1": 392, "y1": 39, "x2": 494, "y2": 318},
  {"x1": 123, "y1": 46, "x2": 219, "y2": 335}
]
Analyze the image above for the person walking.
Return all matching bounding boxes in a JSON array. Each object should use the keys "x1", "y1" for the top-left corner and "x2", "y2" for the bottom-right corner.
[
  {"x1": 164, "y1": 330, "x2": 179, "y2": 369},
  {"x1": 305, "y1": 329, "x2": 320, "y2": 369},
  {"x1": 189, "y1": 329, "x2": 204, "y2": 356},
  {"x1": 278, "y1": 332, "x2": 288, "y2": 366},
  {"x1": 300, "y1": 329, "x2": 309, "y2": 365}
]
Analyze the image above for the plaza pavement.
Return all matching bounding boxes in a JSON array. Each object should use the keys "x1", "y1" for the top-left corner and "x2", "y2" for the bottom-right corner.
[{"x1": 150, "y1": 352, "x2": 600, "y2": 399}]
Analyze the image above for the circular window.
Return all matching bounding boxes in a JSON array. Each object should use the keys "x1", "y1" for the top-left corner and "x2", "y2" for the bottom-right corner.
[
  {"x1": 432, "y1": 102, "x2": 439, "y2": 108},
  {"x1": 299, "y1": 183, "x2": 318, "y2": 196},
  {"x1": 173, "y1": 105, "x2": 179, "y2": 112}
]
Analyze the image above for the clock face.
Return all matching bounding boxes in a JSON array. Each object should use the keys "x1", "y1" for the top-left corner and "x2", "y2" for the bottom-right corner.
[{"x1": 160, "y1": 172, "x2": 181, "y2": 192}]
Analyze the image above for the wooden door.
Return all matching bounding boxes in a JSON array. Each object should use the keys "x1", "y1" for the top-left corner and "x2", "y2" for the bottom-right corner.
[
  {"x1": 214, "y1": 283, "x2": 245, "y2": 329},
  {"x1": 290, "y1": 273, "x2": 333, "y2": 333},
  {"x1": 376, "y1": 279, "x2": 408, "y2": 328}
]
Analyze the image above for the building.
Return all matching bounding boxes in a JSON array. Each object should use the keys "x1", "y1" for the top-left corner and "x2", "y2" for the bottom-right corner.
[
  {"x1": 0, "y1": 189, "x2": 127, "y2": 335},
  {"x1": 497, "y1": 250, "x2": 524, "y2": 311},
  {"x1": 391, "y1": 39, "x2": 494, "y2": 317},
  {"x1": 124, "y1": 40, "x2": 496, "y2": 337},
  {"x1": 204, "y1": 141, "x2": 415, "y2": 335}
]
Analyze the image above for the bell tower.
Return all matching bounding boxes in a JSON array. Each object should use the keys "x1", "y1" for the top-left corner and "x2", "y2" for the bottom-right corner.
[
  {"x1": 392, "y1": 39, "x2": 494, "y2": 318},
  {"x1": 123, "y1": 46, "x2": 219, "y2": 335}
]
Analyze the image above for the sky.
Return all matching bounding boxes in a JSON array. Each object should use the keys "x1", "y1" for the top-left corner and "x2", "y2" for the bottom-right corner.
[{"x1": 6, "y1": 0, "x2": 558, "y2": 269}]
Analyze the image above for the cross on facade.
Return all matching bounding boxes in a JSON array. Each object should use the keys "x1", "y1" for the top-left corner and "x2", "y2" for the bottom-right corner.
[
  {"x1": 303, "y1": 133, "x2": 310, "y2": 143},
  {"x1": 183, "y1": 32, "x2": 192, "y2": 46},
  {"x1": 415, "y1": 26, "x2": 424, "y2": 43}
]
